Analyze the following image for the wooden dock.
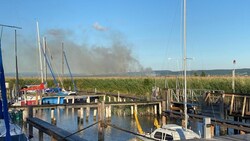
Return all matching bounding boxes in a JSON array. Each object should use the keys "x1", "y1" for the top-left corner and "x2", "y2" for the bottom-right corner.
[
  {"x1": 190, "y1": 134, "x2": 250, "y2": 141},
  {"x1": 27, "y1": 117, "x2": 87, "y2": 141}
]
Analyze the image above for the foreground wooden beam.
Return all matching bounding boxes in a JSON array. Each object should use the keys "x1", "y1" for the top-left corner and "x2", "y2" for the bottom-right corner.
[{"x1": 27, "y1": 117, "x2": 86, "y2": 141}]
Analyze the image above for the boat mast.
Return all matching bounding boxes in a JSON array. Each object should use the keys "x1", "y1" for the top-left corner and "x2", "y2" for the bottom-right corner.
[
  {"x1": 183, "y1": 0, "x2": 188, "y2": 130},
  {"x1": 36, "y1": 21, "x2": 44, "y2": 84},
  {"x1": 0, "y1": 24, "x2": 22, "y2": 141},
  {"x1": 14, "y1": 30, "x2": 19, "y2": 97},
  {"x1": 61, "y1": 42, "x2": 64, "y2": 89},
  {"x1": 63, "y1": 47, "x2": 77, "y2": 92},
  {"x1": 43, "y1": 37, "x2": 47, "y2": 85}
]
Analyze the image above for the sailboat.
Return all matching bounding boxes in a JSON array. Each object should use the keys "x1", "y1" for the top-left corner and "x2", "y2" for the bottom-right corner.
[
  {"x1": 137, "y1": 0, "x2": 200, "y2": 140},
  {"x1": 12, "y1": 22, "x2": 45, "y2": 106},
  {"x1": 0, "y1": 24, "x2": 28, "y2": 140}
]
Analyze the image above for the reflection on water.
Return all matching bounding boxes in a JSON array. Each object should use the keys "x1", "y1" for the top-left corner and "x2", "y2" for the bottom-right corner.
[{"x1": 24, "y1": 108, "x2": 202, "y2": 141}]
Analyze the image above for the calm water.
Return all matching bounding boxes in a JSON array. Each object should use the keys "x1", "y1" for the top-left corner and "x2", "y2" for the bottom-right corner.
[{"x1": 21, "y1": 108, "x2": 204, "y2": 141}]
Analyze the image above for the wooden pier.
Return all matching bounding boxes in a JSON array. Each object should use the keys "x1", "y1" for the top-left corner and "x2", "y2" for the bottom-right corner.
[
  {"x1": 190, "y1": 134, "x2": 250, "y2": 141},
  {"x1": 27, "y1": 117, "x2": 86, "y2": 141},
  {"x1": 8, "y1": 88, "x2": 250, "y2": 140}
]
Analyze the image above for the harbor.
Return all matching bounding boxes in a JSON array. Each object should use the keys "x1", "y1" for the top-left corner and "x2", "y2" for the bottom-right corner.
[
  {"x1": 1, "y1": 0, "x2": 250, "y2": 140},
  {"x1": 5, "y1": 89, "x2": 250, "y2": 140}
]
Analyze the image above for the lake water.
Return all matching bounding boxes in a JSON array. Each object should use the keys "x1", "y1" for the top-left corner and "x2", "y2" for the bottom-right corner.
[{"x1": 20, "y1": 108, "x2": 209, "y2": 141}]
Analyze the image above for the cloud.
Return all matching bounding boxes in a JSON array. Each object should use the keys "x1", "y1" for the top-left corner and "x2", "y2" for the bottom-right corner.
[{"x1": 92, "y1": 22, "x2": 107, "y2": 31}]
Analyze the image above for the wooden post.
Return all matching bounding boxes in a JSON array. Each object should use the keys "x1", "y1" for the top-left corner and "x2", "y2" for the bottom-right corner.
[
  {"x1": 23, "y1": 108, "x2": 28, "y2": 122},
  {"x1": 131, "y1": 106, "x2": 134, "y2": 116},
  {"x1": 230, "y1": 95, "x2": 235, "y2": 115},
  {"x1": 159, "y1": 102, "x2": 162, "y2": 115},
  {"x1": 166, "y1": 89, "x2": 171, "y2": 111},
  {"x1": 86, "y1": 107, "x2": 90, "y2": 122},
  {"x1": 103, "y1": 95, "x2": 106, "y2": 102},
  {"x1": 234, "y1": 116, "x2": 239, "y2": 134},
  {"x1": 242, "y1": 96, "x2": 247, "y2": 117},
  {"x1": 51, "y1": 108, "x2": 56, "y2": 125},
  {"x1": 108, "y1": 105, "x2": 111, "y2": 118},
  {"x1": 239, "y1": 117, "x2": 245, "y2": 134},
  {"x1": 220, "y1": 93, "x2": 227, "y2": 135},
  {"x1": 105, "y1": 106, "x2": 109, "y2": 118},
  {"x1": 154, "y1": 105, "x2": 157, "y2": 115},
  {"x1": 135, "y1": 104, "x2": 138, "y2": 115},
  {"x1": 118, "y1": 91, "x2": 120, "y2": 102},
  {"x1": 162, "y1": 101, "x2": 166, "y2": 125},
  {"x1": 211, "y1": 125, "x2": 215, "y2": 137},
  {"x1": 72, "y1": 97, "x2": 75, "y2": 104},
  {"x1": 114, "y1": 97, "x2": 117, "y2": 102},
  {"x1": 94, "y1": 109, "x2": 97, "y2": 120},
  {"x1": 77, "y1": 108, "x2": 84, "y2": 124},
  {"x1": 28, "y1": 106, "x2": 33, "y2": 139},
  {"x1": 39, "y1": 130, "x2": 43, "y2": 141},
  {"x1": 86, "y1": 97, "x2": 90, "y2": 121},
  {"x1": 98, "y1": 102, "x2": 105, "y2": 141},
  {"x1": 108, "y1": 96, "x2": 111, "y2": 102}
]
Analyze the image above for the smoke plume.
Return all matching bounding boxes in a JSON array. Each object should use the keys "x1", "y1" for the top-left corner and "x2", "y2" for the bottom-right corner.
[{"x1": 2, "y1": 28, "x2": 143, "y2": 76}]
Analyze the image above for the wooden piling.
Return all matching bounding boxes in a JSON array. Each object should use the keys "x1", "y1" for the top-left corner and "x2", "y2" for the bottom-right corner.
[
  {"x1": 118, "y1": 91, "x2": 120, "y2": 102},
  {"x1": 105, "y1": 106, "x2": 108, "y2": 118},
  {"x1": 162, "y1": 101, "x2": 166, "y2": 125},
  {"x1": 108, "y1": 105, "x2": 111, "y2": 118},
  {"x1": 72, "y1": 97, "x2": 75, "y2": 104},
  {"x1": 103, "y1": 95, "x2": 106, "y2": 102},
  {"x1": 234, "y1": 116, "x2": 239, "y2": 134},
  {"x1": 77, "y1": 108, "x2": 84, "y2": 124},
  {"x1": 166, "y1": 89, "x2": 171, "y2": 110},
  {"x1": 154, "y1": 105, "x2": 157, "y2": 115},
  {"x1": 86, "y1": 97, "x2": 90, "y2": 121},
  {"x1": 39, "y1": 130, "x2": 43, "y2": 141},
  {"x1": 131, "y1": 106, "x2": 134, "y2": 116},
  {"x1": 98, "y1": 101, "x2": 105, "y2": 141},
  {"x1": 28, "y1": 106, "x2": 33, "y2": 139},
  {"x1": 135, "y1": 104, "x2": 138, "y2": 115},
  {"x1": 220, "y1": 94, "x2": 227, "y2": 135},
  {"x1": 23, "y1": 108, "x2": 28, "y2": 122},
  {"x1": 51, "y1": 108, "x2": 56, "y2": 125},
  {"x1": 159, "y1": 102, "x2": 162, "y2": 115},
  {"x1": 94, "y1": 109, "x2": 97, "y2": 120},
  {"x1": 211, "y1": 125, "x2": 215, "y2": 137}
]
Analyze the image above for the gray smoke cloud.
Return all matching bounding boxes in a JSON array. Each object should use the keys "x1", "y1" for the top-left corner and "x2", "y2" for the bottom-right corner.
[
  {"x1": 2, "y1": 28, "x2": 143, "y2": 76},
  {"x1": 44, "y1": 28, "x2": 143, "y2": 75}
]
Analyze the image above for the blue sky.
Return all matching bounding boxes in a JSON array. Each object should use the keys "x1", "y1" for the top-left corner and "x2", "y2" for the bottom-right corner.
[{"x1": 0, "y1": 0, "x2": 250, "y2": 73}]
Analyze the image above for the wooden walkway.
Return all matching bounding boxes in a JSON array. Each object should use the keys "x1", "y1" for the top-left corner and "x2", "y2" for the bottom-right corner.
[
  {"x1": 27, "y1": 117, "x2": 86, "y2": 141},
  {"x1": 190, "y1": 134, "x2": 250, "y2": 141}
]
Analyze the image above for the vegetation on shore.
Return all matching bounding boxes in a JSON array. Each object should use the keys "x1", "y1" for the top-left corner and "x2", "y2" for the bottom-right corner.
[{"x1": 5, "y1": 76, "x2": 250, "y2": 96}]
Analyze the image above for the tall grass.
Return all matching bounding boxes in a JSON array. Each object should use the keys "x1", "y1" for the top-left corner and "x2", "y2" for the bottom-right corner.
[{"x1": 5, "y1": 76, "x2": 250, "y2": 96}]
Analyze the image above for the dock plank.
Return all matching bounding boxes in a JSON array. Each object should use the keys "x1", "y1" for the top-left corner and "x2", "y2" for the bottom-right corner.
[{"x1": 27, "y1": 117, "x2": 87, "y2": 141}]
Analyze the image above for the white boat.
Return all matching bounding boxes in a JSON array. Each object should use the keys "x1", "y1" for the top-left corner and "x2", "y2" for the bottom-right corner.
[
  {"x1": 138, "y1": 124, "x2": 200, "y2": 141},
  {"x1": 137, "y1": 0, "x2": 201, "y2": 140}
]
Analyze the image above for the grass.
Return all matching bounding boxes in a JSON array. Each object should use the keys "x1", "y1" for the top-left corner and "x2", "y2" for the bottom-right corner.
[{"x1": 5, "y1": 76, "x2": 250, "y2": 96}]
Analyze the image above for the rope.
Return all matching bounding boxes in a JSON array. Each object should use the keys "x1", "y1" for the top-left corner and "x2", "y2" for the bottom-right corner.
[{"x1": 59, "y1": 120, "x2": 100, "y2": 140}]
